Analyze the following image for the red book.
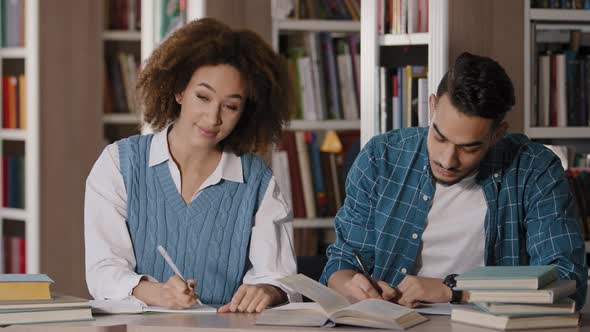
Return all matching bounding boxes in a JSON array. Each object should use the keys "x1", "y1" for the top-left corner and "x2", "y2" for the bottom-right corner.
[{"x1": 279, "y1": 132, "x2": 306, "y2": 218}]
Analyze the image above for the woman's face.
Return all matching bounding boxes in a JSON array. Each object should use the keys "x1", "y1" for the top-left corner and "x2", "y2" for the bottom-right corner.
[{"x1": 174, "y1": 64, "x2": 246, "y2": 149}]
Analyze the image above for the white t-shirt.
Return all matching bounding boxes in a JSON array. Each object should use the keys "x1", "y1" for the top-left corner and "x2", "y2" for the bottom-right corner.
[{"x1": 414, "y1": 173, "x2": 486, "y2": 278}]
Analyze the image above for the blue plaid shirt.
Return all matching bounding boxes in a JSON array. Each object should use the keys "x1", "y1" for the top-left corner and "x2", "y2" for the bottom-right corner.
[{"x1": 321, "y1": 127, "x2": 587, "y2": 308}]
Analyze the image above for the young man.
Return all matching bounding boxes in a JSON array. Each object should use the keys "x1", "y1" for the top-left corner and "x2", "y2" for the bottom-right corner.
[{"x1": 321, "y1": 52, "x2": 587, "y2": 309}]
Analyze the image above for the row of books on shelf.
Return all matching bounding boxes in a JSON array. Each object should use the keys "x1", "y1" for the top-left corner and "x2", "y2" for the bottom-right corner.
[
  {"x1": 272, "y1": 130, "x2": 359, "y2": 221},
  {"x1": 1, "y1": 235, "x2": 24, "y2": 273},
  {"x1": 286, "y1": 0, "x2": 360, "y2": 20},
  {"x1": 379, "y1": 0, "x2": 429, "y2": 35},
  {"x1": 379, "y1": 65, "x2": 428, "y2": 133},
  {"x1": 0, "y1": 0, "x2": 24, "y2": 48},
  {"x1": 2, "y1": 75, "x2": 26, "y2": 129},
  {"x1": 103, "y1": 0, "x2": 141, "y2": 31},
  {"x1": 0, "y1": 274, "x2": 93, "y2": 325},
  {"x1": 104, "y1": 52, "x2": 138, "y2": 114},
  {"x1": 535, "y1": 50, "x2": 590, "y2": 127},
  {"x1": 451, "y1": 266, "x2": 579, "y2": 331},
  {"x1": 532, "y1": 0, "x2": 590, "y2": 9},
  {"x1": 3, "y1": 152, "x2": 24, "y2": 209},
  {"x1": 284, "y1": 32, "x2": 360, "y2": 121}
]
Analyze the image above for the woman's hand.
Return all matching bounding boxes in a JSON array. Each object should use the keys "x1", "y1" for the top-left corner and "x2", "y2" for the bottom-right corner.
[
  {"x1": 218, "y1": 284, "x2": 286, "y2": 313},
  {"x1": 133, "y1": 275, "x2": 199, "y2": 309}
]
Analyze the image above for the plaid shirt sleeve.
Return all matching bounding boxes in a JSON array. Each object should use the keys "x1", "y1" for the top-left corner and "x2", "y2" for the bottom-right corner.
[
  {"x1": 320, "y1": 138, "x2": 380, "y2": 285},
  {"x1": 524, "y1": 149, "x2": 587, "y2": 309}
]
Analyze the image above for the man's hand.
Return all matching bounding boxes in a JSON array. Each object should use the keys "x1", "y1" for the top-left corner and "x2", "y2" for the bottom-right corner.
[
  {"x1": 328, "y1": 270, "x2": 398, "y2": 303},
  {"x1": 218, "y1": 284, "x2": 286, "y2": 313},
  {"x1": 395, "y1": 275, "x2": 451, "y2": 308}
]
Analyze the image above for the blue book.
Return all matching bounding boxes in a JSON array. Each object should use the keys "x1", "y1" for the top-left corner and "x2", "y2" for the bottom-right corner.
[{"x1": 455, "y1": 265, "x2": 558, "y2": 290}]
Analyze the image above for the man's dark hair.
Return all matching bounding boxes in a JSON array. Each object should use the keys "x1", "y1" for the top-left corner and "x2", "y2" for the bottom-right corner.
[{"x1": 436, "y1": 52, "x2": 515, "y2": 124}]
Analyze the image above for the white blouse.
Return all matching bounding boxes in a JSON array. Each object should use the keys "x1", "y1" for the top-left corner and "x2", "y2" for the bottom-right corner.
[{"x1": 84, "y1": 127, "x2": 299, "y2": 302}]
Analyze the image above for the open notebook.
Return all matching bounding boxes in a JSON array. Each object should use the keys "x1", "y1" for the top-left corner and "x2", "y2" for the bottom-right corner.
[
  {"x1": 89, "y1": 297, "x2": 216, "y2": 314},
  {"x1": 257, "y1": 274, "x2": 427, "y2": 329}
]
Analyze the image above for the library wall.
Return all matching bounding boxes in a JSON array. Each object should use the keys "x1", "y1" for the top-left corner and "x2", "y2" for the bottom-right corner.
[
  {"x1": 448, "y1": 0, "x2": 525, "y2": 134},
  {"x1": 39, "y1": 0, "x2": 103, "y2": 297}
]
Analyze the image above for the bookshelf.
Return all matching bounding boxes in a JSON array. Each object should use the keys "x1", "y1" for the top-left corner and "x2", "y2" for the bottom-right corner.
[
  {"x1": 270, "y1": 0, "x2": 361, "y2": 257},
  {"x1": 360, "y1": 0, "x2": 449, "y2": 146},
  {"x1": 524, "y1": 0, "x2": 590, "y2": 139},
  {"x1": 0, "y1": 0, "x2": 40, "y2": 273}
]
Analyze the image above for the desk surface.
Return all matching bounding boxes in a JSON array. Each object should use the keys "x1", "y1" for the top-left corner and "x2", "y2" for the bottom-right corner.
[{"x1": 4, "y1": 312, "x2": 589, "y2": 332}]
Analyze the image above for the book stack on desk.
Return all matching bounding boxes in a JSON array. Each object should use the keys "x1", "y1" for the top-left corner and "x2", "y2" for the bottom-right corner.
[
  {"x1": 450, "y1": 266, "x2": 580, "y2": 330},
  {"x1": 0, "y1": 274, "x2": 92, "y2": 326}
]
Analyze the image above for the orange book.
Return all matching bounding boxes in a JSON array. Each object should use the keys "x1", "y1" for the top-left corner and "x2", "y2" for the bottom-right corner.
[
  {"x1": 0, "y1": 274, "x2": 53, "y2": 301},
  {"x1": 7, "y1": 76, "x2": 18, "y2": 129}
]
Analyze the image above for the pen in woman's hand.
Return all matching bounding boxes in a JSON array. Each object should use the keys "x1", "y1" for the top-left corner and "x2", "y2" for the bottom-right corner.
[
  {"x1": 157, "y1": 245, "x2": 203, "y2": 305},
  {"x1": 353, "y1": 252, "x2": 383, "y2": 295}
]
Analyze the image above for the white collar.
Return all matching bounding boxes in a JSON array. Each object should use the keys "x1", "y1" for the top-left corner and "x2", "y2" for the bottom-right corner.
[{"x1": 148, "y1": 125, "x2": 244, "y2": 183}]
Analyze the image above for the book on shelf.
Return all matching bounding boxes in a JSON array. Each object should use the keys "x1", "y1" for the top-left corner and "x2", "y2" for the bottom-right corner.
[
  {"x1": 451, "y1": 307, "x2": 580, "y2": 331},
  {"x1": 467, "y1": 279, "x2": 577, "y2": 304},
  {"x1": 256, "y1": 274, "x2": 427, "y2": 329},
  {"x1": 286, "y1": 0, "x2": 360, "y2": 20},
  {"x1": 0, "y1": 274, "x2": 53, "y2": 301},
  {"x1": 282, "y1": 31, "x2": 360, "y2": 122},
  {"x1": 381, "y1": 0, "x2": 429, "y2": 35},
  {"x1": 1, "y1": 0, "x2": 25, "y2": 47},
  {"x1": 104, "y1": 0, "x2": 141, "y2": 31},
  {"x1": 472, "y1": 298, "x2": 576, "y2": 316},
  {"x1": 455, "y1": 265, "x2": 559, "y2": 290},
  {"x1": 378, "y1": 65, "x2": 428, "y2": 132}
]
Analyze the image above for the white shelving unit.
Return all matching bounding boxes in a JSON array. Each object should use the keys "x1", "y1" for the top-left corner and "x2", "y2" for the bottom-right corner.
[
  {"x1": 360, "y1": 0, "x2": 448, "y2": 146},
  {"x1": 270, "y1": 1, "x2": 361, "y2": 243},
  {"x1": 0, "y1": 0, "x2": 40, "y2": 273},
  {"x1": 102, "y1": 0, "x2": 206, "y2": 135},
  {"x1": 524, "y1": 0, "x2": 590, "y2": 139}
]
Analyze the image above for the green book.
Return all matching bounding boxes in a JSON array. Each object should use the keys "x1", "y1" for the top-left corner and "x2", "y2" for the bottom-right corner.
[{"x1": 455, "y1": 265, "x2": 558, "y2": 290}]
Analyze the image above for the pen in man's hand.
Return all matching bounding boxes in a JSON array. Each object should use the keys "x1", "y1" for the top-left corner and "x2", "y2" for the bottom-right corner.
[
  {"x1": 353, "y1": 252, "x2": 383, "y2": 295},
  {"x1": 157, "y1": 245, "x2": 203, "y2": 305}
]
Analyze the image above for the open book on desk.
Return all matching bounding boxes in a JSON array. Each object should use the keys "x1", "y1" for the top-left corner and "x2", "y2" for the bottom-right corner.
[
  {"x1": 256, "y1": 274, "x2": 427, "y2": 329},
  {"x1": 89, "y1": 297, "x2": 216, "y2": 315}
]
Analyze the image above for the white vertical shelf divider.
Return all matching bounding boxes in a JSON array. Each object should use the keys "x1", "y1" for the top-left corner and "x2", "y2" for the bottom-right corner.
[
  {"x1": 26, "y1": 0, "x2": 40, "y2": 273},
  {"x1": 360, "y1": 0, "x2": 448, "y2": 147},
  {"x1": 360, "y1": 0, "x2": 378, "y2": 147}
]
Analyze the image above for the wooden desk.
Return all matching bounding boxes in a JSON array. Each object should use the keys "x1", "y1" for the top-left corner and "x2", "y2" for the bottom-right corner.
[{"x1": 3, "y1": 313, "x2": 589, "y2": 332}]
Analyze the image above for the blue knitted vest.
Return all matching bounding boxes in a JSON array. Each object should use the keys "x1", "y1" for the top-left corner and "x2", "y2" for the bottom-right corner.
[{"x1": 117, "y1": 134, "x2": 272, "y2": 304}]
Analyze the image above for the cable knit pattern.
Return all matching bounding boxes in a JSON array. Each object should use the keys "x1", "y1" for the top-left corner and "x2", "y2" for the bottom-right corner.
[{"x1": 118, "y1": 134, "x2": 271, "y2": 304}]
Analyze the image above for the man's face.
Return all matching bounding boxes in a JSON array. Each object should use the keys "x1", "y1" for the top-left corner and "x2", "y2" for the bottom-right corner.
[{"x1": 426, "y1": 94, "x2": 506, "y2": 185}]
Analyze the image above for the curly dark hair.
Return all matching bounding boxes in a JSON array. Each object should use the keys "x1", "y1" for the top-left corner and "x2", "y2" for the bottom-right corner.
[
  {"x1": 137, "y1": 18, "x2": 294, "y2": 154},
  {"x1": 436, "y1": 52, "x2": 515, "y2": 126}
]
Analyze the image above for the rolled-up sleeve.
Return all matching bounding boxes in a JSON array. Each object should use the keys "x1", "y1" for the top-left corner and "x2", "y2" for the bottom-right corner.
[{"x1": 320, "y1": 139, "x2": 378, "y2": 285}]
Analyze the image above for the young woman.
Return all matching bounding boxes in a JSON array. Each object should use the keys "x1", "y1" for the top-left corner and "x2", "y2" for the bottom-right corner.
[{"x1": 85, "y1": 18, "x2": 297, "y2": 313}]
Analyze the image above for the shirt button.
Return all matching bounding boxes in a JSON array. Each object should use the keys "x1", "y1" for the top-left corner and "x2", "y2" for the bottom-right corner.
[
  {"x1": 401, "y1": 268, "x2": 408, "y2": 274},
  {"x1": 422, "y1": 195, "x2": 429, "y2": 201},
  {"x1": 412, "y1": 233, "x2": 418, "y2": 239}
]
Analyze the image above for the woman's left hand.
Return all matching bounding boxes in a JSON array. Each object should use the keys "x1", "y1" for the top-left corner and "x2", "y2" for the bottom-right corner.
[{"x1": 218, "y1": 284, "x2": 286, "y2": 313}]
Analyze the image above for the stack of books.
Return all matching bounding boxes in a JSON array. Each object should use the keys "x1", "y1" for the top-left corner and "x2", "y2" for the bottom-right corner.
[
  {"x1": 450, "y1": 266, "x2": 580, "y2": 330},
  {"x1": 0, "y1": 274, "x2": 92, "y2": 325}
]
